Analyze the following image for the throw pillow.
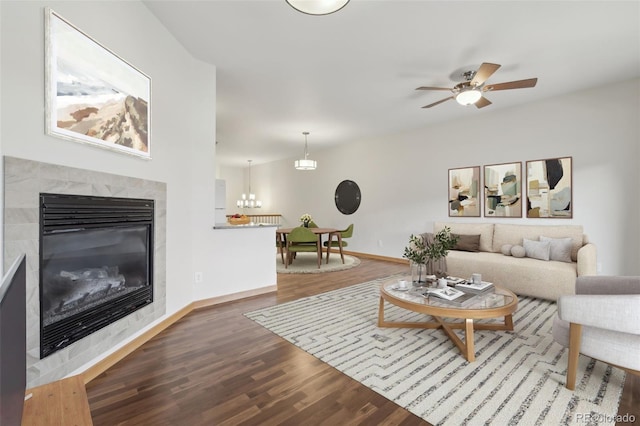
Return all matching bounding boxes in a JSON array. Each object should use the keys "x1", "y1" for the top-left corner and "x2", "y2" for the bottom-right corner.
[
  {"x1": 511, "y1": 245, "x2": 525, "y2": 258},
  {"x1": 501, "y1": 244, "x2": 513, "y2": 256},
  {"x1": 523, "y1": 238, "x2": 551, "y2": 261},
  {"x1": 453, "y1": 234, "x2": 481, "y2": 252},
  {"x1": 540, "y1": 236, "x2": 573, "y2": 263}
]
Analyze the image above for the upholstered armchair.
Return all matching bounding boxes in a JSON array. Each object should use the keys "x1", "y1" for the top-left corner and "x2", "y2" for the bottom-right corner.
[
  {"x1": 552, "y1": 276, "x2": 640, "y2": 390},
  {"x1": 286, "y1": 226, "x2": 322, "y2": 269}
]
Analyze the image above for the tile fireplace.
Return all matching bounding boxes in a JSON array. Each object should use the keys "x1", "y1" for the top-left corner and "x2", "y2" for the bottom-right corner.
[{"x1": 3, "y1": 156, "x2": 166, "y2": 387}]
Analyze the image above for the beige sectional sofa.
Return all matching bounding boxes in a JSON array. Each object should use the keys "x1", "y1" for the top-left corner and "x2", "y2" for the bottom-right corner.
[{"x1": 433, "y1": 222, "x2": 597, "y2": 301}]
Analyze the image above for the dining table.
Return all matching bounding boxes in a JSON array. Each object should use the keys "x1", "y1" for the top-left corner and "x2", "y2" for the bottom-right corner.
[{"x1": 276, "y1": 227, "x2": 343, "y2": 265}]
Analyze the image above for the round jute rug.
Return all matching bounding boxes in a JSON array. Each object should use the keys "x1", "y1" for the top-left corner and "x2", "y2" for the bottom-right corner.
[{"x1": 276, "y1": 252, "x2": 360, "y2": 274}]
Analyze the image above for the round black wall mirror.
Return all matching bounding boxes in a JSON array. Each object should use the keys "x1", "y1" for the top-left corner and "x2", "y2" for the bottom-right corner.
[{"x1": 334, "y1": 180, "x2": 361, "y2": 215}]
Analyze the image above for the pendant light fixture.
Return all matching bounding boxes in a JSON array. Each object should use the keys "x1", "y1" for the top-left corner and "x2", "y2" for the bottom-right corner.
[
  {"x1": 236, "y1": 160, "x2": 262, "y2": 208},
  {"x1": 285, "y1": 0, "x2": 350, "y2": 15},
  {"x1": 294, "y1": 131, "x2": 317, "y2": 171}
]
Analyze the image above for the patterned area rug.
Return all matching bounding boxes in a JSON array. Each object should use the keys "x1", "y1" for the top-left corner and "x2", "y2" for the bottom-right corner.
[
  {"x1": 245, "y1": 276, "x2": 625, "y2": 425},
  {"x1": 276, "y1": 252, "x2": 360, "y2": 274}
]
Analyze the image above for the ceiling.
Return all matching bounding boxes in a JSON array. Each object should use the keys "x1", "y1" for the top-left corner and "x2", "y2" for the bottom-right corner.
[{"x1": 143, "y1": 1, "x2": 640, "y2": 167}]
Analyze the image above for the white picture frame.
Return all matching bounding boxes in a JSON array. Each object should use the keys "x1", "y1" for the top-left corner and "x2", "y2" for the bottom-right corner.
[{"x1": 45, "y1": 8, "x2": 151, "y2": 159}]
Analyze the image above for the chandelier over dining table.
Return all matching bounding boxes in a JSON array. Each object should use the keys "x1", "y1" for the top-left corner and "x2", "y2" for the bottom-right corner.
[{"x1": 237, "y1": 160, "x2": 262, "y2": 208}]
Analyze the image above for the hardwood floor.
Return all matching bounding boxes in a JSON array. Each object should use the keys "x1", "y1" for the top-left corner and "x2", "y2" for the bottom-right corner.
[{"x1": 86, "y1": 258, "x2": 639, "y2": 425}]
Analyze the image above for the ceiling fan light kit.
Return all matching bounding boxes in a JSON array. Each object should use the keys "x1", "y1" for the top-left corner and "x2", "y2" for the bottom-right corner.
[
  {"x1": 286, "y1": 0, "x2": 350, "y2": 15},
  {"x1": 417, "y1": 62, "x2": 538, "y2": 109},
  {"x1": 294, "y1": 132, "x2": 317, "y2": 171},
  {"x1": 456, "y1": 89, "x2": 482, "y2": 106}
]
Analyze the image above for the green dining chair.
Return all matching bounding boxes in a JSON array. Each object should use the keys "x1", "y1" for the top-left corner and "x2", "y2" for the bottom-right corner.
[
  {"x1": 286, "y1": 226, "x2": 322, "y2": 269},
  {"x1": 323, "y1": 224, "x2": 354, "y2": 264},
  {"x1": 294, "y1": 221, "x2": 319, "y2": 249}
]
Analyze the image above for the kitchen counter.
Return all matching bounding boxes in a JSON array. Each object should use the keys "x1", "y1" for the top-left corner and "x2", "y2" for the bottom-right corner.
[
  {"x1": 213, "y1": 223, "x2": 279, "y2": 230},
  {"x1": 196, "y1": 224, "x2": 277, "y2": 301}
]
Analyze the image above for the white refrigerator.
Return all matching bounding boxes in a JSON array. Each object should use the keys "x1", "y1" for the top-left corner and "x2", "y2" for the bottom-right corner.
[{"x1": 214, "y1": 179, "x2": 227, "y2": 224}]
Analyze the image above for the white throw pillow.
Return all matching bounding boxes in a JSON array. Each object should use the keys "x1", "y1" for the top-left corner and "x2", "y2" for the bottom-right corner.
[
  {"x1": 511, "y1": 245, "x2": 526, "y2": 258},
  {"x1": 540, "y1": 236, "x2": 573, "y2": 263},
  {"x1": 523, "y1": 238, "x2": 551, "y2": 261},
  {"x1": 501, "y1": 244, "x2": 513, "y2": 256}
]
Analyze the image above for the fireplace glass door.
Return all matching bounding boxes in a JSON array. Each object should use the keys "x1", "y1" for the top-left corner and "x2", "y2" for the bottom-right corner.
[{"x1": 39, "y1": 193, "x2": 153, "y2": 358}]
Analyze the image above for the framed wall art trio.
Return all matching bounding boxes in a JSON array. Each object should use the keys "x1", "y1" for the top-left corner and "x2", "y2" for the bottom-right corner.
[{"x1": 448, "y1": 156, "x2": 572, "y2": 219}]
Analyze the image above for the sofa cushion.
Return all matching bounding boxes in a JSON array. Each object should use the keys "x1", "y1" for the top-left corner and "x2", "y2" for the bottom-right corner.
[
  {"x1": 435, "y1": 222, "x2": 494, "y2": 252},
  {"x1": 453, "y1": 234, "x2": 480, "y2": 252},
  {"x1": 501, "y1": 244, "x2": 513, "y2": 256},
  {"x1": 445, "y1": 251, "x2": 577, "y2": 301},
  {"x1": 540, "y1": 236, "x2": 573, "y2": 263},
  {"x1": 523, "y1": 238, "x2": 551, "y2": 261},
  {"x1": 511, "y1": 245, "x2": 525, "y2": 258},
  {"x1": 492, "y1": 224, "x2": 584, "y2": 261}
]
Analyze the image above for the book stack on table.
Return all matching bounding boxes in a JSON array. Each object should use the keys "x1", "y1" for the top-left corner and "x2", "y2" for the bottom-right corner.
[
  {"x1": 455, "y1": 280, "x2": 495, "y2": 295},
  {"x1": 445, "y1": 277, "x2": 466, "y2": 286},
  {"x1": 422, "y1": 287, "x2": 479, "y2": 307}
]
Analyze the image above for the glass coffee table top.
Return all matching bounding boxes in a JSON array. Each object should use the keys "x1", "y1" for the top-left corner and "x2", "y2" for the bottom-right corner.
[{"x1": 381, "y1": 276, "x2": 516, "y2": 311}]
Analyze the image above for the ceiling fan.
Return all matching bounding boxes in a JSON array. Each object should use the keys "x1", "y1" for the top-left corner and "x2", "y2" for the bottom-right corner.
[{"x1": 416, "y1": 63, "x2": 537, "y2": 109}]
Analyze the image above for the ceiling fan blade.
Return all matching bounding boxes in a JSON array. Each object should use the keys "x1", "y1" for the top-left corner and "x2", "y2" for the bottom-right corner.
[
  {"x1": 483, "y1": 78, "x2": 538, "y2": 92},
  {"x1": 470, "y1": 63, "x2": 501, "y2": 87},
  {"x1": 422, "y1": 96, "x2": 454, "y2": 108},
  {"x1": 475, "y1": 96, "x2": 492, "y2": 109},
  {"x1": 416, "y1": 86, "x2": 452, "y2": 91}
]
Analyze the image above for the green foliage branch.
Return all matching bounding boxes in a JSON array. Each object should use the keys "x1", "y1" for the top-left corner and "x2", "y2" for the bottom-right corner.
[
  {"x1": 403, "y1": 234, "x2": 427, "y2": 264},
  {"x1": 402, "y1": 226, "x2": 459, "y2": 264},
  {"x1": 425, "y1": 226, "x2": 459, "y2": 261}
]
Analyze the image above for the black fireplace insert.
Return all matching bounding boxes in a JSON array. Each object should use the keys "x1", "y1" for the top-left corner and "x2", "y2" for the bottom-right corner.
[{"x1": 39, "y1": 193, "x2": 154, "y2": 358}]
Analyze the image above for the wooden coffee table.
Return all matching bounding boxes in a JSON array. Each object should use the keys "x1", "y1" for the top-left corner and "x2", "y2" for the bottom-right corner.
[{"x1": 378, "y1": 277, "x2": 518, "y2": 362}]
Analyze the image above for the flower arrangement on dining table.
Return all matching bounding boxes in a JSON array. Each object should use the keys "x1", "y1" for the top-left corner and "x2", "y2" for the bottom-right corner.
[{"x1": 300, "y1": 213, "x2": 313, "y2": 227}]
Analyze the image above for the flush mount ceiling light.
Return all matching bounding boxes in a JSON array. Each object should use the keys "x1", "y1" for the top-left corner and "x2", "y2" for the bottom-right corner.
[
  {"x1": 285, "y1": 0, "x2": 350, "y2": 15},
  {"x1": 294, "y1": 132, "x2": 317, "y2": 171}
]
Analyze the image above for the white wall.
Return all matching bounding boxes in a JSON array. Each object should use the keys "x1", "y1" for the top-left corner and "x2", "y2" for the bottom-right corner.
[{"x1": 232, "y1": 78, "x2": 640, "y2": 275}]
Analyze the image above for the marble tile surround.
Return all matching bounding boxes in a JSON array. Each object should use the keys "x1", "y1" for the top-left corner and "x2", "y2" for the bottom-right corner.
[{"x1": 3, "y1": 156, "x2": 167, "y2": 387}]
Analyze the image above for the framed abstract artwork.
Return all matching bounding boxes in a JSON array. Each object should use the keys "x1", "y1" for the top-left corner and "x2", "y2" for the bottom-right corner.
[
  {"x1": 483, "y1": 162, "x2": 522, "y2": 218},
  {"x1": 448, "y1": 166, "x2": 480, "y2": 217},
  {"x1": 45, "y1": 8, "x2": 151, "y2": 159},
  {"x1": 526, "y1": 156, "x2": 573, "y2": 218}
]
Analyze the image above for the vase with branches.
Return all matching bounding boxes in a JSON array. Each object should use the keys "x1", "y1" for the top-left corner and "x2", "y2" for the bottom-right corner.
[
  {"x1": 425, "y1": 226, "x2": 459, "y2": 279},
  {"x1": 403, "y1": 234, "x2": 428, "y2": 284},
  {"x1": 403, "y1": 227, "x2": 459, "y2": 284}
]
